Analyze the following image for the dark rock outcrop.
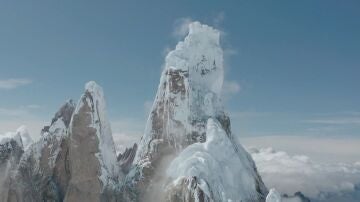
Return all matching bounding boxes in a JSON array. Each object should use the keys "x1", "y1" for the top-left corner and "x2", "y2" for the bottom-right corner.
[{"x1": 117, "y1": 143, "x2": 137, "y2": 174}]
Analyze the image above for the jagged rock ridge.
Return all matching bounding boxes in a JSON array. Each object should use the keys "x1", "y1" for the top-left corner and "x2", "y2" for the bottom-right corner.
[{"x1": 6, "y1": 100, "x2": 75, "y2": 201}]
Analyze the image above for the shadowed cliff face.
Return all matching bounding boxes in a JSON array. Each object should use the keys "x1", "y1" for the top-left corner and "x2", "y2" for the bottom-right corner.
[{"x1": 117, "y1": 143, "x2": 137, "y2": 173}]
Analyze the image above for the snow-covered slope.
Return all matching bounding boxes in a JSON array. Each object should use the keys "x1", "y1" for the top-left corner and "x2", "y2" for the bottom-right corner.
[
  {"x1": 8, "y1": 100, "x2": 75, "y2": 201},
  {"x1": 15, "y1": 126, "x2": 33, "y2": 149},
  {"x1": 266, "y1": 189, "x2": 282, "y2": 202},
  {"x1": 0, "y1": 128, "x2": 24, "y2": 201},
  {"x1": 0, "y1": 128, "x2": 25, "y2": 149},
  {"x1": 166, "y1": 118, "x2": 266, "y2": 201}
]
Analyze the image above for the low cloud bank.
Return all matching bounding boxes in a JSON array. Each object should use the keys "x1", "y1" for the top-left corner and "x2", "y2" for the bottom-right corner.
[{"x1": 248, "y1": 147, "x2": 360, "y2": 201}]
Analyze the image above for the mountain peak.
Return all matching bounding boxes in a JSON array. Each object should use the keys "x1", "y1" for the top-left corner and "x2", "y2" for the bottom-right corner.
[
  {"x1": 188, "y1": 21, "x2": 220, "y2": 45},
  {"x1": 135, "y1": 22, "x2": 225, "y2": 162},
  {"x1": 66, "y1": 81, "x2": 119, "y2": 200},
  {"x1": 165, "y1": 21, "x2": 224, "y2": 96},
  {"x1": 131, "y1": 22, "x2": 267, "y2": 201},
  {"x1": 15, "y1": 125, "x2": 32, "y2": 149},
  {"x1": 85, "y1": 81, "x2": 103, "y2": 96},
  {"x1": 50, "y1": 99, "x2": 76, "y2": 128}
]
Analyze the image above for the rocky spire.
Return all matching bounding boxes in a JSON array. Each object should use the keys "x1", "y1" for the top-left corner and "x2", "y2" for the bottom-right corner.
[
  {"x1": 130, "y1": 21, "x2": 267, "y2": 202},
  {"x1": 135, "y1": 22, "x2": 225, "y2": 163},
  {"x1": 65, "y1": 81, "x2": 120, "y2": 201}
]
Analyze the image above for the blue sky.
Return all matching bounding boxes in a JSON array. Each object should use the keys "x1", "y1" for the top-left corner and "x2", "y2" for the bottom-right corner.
[
  {"x1": 1, "y1": 2, "x2": 360, "y2": 200},
  {"x1": 0, "y1": 0, "x2": 359, "y2": 141}
]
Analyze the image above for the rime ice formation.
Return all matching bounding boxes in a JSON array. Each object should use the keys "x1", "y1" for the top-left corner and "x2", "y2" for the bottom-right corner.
[
  {"x1": 266, "y1": 189, "x2": 282, "y2": 202},
  {"x1": 129, "y1": 21, "x2": 268, "y2": 201},
  {"x1": 166, "y1": 118, "x2": 266, "y2": 201},
  {"x1": 135, "y1": 22, "x2": 225, "y2": 162},
  {"x1": 265, "y1": 188, "x2": 310, "y2": 202}
]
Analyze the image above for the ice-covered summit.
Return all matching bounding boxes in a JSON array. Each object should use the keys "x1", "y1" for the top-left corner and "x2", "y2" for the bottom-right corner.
[
  {"x1": 165, "y1": 21, "x2": 223, "y2": 95},
  {"x1": 129, "y1": 21, "x2": 267, "y2": 202},
  {"x1": 135, "y1": 22, "x2": 226, "y2": 163},
  {"x1": 15, "y1": 126, "x2": 32, "y2": 149},
  {"x1": 167, "y1": 118, "x2": 267, "y2": 201}
]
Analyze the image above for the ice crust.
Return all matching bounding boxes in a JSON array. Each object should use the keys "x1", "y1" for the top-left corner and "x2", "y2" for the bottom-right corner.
[{"x1": 167, "y1": 118, "x2": 262, "y2": 202}]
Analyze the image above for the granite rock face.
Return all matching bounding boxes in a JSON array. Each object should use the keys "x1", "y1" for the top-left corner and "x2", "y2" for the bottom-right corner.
[
  {"x1": 2, "y1": 83, "x2": 122, "y2": 202},
  {"x1": 64, "y1": 82, "x2": 120, "y2": 202}
]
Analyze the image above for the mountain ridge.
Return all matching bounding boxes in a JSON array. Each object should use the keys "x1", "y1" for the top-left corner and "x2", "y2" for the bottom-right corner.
[{"x1": 0, "y1": 21, "x2": 308, "y2": 202}]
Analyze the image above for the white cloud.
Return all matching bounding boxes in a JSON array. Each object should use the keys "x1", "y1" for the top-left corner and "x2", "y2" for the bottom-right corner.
[
  {"x1": 303, "y1": 112, "x2": 360, "y2": 126},
  {"x1": 0, "y1": 105, "x2": 41, "y2": 117},
  {"x1": 0, "y1": 119, "x2": 45, "y2": 141},
  {"x1": 172, "y1": 17, "x2": 193, "y2": 39},
  {"x1": 0, "y1": 105, "x2": 44, "y2": 141},
  {"x1": 0, "y1": 108, "x2": 30, "y2": 117},
  {"x1": 241, "y1": 136, "x2": 360, "y2": 164},
  {"x1": 0, "y1": 78, "x2": 32, "y2": 90},
  {"x1": 143, "y1": 100, "x2": 153, "y2": 116},
  {"x1": 248, "y1": 147, "x2": 360, "y2": 200},
  {"x1": 223, "y1": 80, "x2": 241, "y2": 93},
  {"x1": 111, "y1": 118, "x2": 144, "y2": 153},
  {"x1": 213, "y1": 12, "x2": 225, "y2": 27},
  {"x1": 305, "y1": 117, "x2": 360, "y2": 125},
  {"x1": 231, "y1": 111, "x2": 270, "y2": 119},
  {"x1": 222, "y1": 80, "x2": 241, "y2": 100},
  {"x1": 25, "y1": 105, "x2": 41, "y2": 109}
]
